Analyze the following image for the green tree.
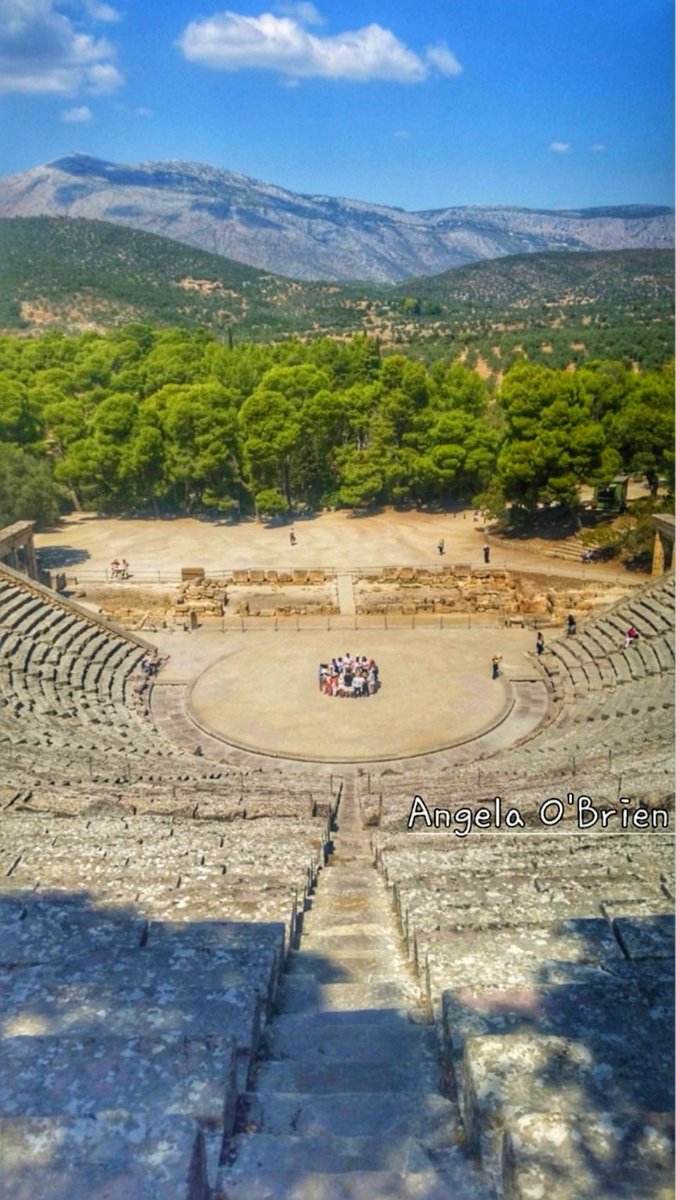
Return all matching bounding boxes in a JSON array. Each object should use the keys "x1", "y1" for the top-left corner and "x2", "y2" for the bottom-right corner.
[
  {"x1": 608, "y1": 365, "x2": 674, "y2": 493},
  {"x1": 254, "y1": 488, "x2": 290, "y2": 519},
  {"x1": 0, "y1": 443, "x2": 61, "y2": 527},
  {"x1": 239, "y1": 389, "x2": 301, "y2": 504},
  {"x1": 497, "y1": 364, "x2": 607, "y2": 512}
]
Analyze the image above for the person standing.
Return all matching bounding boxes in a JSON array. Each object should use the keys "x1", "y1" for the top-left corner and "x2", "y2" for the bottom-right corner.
[
  {"x1": 536, "y1": 631, "x2": 545, "y2": 656},
  {"x1": 437, "y1": 538, "x2": 445, "y2": 556},
  {"x1": 491, "y1": 654, "x2": 502, "y2": 679},
  {"x1": 483, "y1": 543, "x2": 490, "y2": 564}
]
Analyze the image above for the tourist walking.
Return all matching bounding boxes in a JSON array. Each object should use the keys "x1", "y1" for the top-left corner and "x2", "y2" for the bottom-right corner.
[
  {"x1": 437, "y1": 538, "x2": 445, "y2": 556},
  {"x1": 491, "y1": 654, "x2": 502, "y2": 680},
  {"x1": 536, "y1": 631, "x2": 545, "y2": 656},
  {"x1": 483, "y1": 543, "x2": 490, "y2": 564}
]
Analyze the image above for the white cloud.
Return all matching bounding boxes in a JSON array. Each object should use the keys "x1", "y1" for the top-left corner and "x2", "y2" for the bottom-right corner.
[
  {"x1": 84, "y1": 59, "x2": 122, "y2": 91},
  {"x1": 549, "y1": 140, "x2": 571, "y2": 153},
  {"x1": 61, "y1": 101, "x2": 92, "y2": 120},
  {"x1": 424, "y1": 42, "x2": 462, "y2": 76},
  {"x1": 588, "y1": 142, "x2": 605, "y2": 153},
  {"x1": 0, "y1": 0, "x2": 124, "y2": 94},
  {"x1": 393, "y1": 129, "x2": 409, "y2": 139},
  {"x1": 177, "y1": 9, "x2": 461, "y2": 84},
  {"x1": 275, "y1": 2, "x2": 323, "y2": 25},
  {"x1": 115, "y1": 100, "x2": 154, "y2": 116},
  {"x1": 81, "y1": 0, "x2": 120, "y2": 21}
]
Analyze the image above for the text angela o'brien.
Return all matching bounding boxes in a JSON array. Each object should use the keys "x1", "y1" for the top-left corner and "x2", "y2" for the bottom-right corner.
[{"x1": 406, "y1": 793, "x2": 670, "y2": 837}]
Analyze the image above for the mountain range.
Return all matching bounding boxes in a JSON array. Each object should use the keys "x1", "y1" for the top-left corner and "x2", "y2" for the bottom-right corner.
[{"x1": 0, "y1": 154, "x2": 672, "y2": 283}]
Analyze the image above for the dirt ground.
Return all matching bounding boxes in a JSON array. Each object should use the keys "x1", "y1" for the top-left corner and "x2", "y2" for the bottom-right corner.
[{"x1": 34, "y1": 506, "x2": 644, "y2": 586}]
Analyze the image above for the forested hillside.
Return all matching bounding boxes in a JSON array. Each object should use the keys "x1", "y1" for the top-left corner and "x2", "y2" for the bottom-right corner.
[
  {"x1": 0, "y1": 217, "x2": 352, "y2": 340},
  {"x1": 393, "y1": 248, "x2": 674, "y2": 371},
  {"x1": 0, "y1": 327, "x2": 672, "y2": 529},
  {"x1": 0, "y1": 220, "x2": 672, "y2": 375}
]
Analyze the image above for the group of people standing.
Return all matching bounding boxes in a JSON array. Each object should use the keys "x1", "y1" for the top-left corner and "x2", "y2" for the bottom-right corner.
[
  {"x1": 110, "y1": 557, "x2": 129, "y2": 579},
  {"x1": 319, "y1": 654, "x2": 380, "y2": 698}
]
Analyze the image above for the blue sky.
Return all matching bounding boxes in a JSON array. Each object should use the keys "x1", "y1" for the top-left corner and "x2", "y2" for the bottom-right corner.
[{"x1": 0, "y1": 0, "x2": 673, "y2": 210}]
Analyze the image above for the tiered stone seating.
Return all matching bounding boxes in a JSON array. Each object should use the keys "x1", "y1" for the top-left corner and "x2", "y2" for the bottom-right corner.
[
  {"x1": 0, "y1": 566, "x2": 167, "y2": 762},
  {"x1": 0, "y1": 803, "x2": 332, "y2": 1196},
  {"x1": 360, "y1": 576, "x2": 675, "y2": 1196},
  {"x1": 545, "y1": 573, "x2": 675, "y2": 698},
  {"x1": 0, "y1": 566, "x2": 340, "y2": 1197},
  {"x1": 372, "y1": 830, "x2": 675, "y2": 1193}
]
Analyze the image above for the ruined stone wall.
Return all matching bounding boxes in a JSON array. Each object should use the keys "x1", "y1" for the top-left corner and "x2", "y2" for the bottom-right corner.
[
  {"x1": 78, "y1": 568, "x2": 629, "y2": 629},
  {"x1": 354, "y1": 567, "x2": 625, "y2": 622}
]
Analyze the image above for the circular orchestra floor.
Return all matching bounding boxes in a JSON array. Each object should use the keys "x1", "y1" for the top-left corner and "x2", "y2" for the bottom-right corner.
[{"x1": 187, "y1": 628, "x2": 517, "y2": 763}]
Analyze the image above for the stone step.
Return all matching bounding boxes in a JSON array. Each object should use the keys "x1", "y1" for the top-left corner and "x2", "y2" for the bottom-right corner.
[
  {"x1": 276, "y1": 976, "x2": 423, "y2": 1016},
  {"x1": 321, "y1": 864, "x2": 377, "y2": 879},
  {"x1": 252, "y1": 1057, "x2": 441, "y2": 1095},
  {"x1": 237, "y1": 1089, "x2": 456, "y2": 1143},
  {"x1": 308, "y1": 895, "x2": 392, "y2": 922},
  {"x1": 216, "y1": 1161, "x2": 496, "y2": 1199},
  {"x1": 301, "y1": 921, "x2": 392, "y2": 941},
  {"x1": 319, "y1": 875, "x2": 381, "y2": 893},
  {"x1": 213, "y1": 1167, "x2": 436, "y2": 1199},
  {"x1": 221, "y1": 1132, "x2": 423, "y2": 1175},
  {"x1": 285, "y1": 953, "x2": 406, "y2": 984},
  {"x1": 0, "y1": 1112, "x2": 208, "y2": 1200},
  {"x1": 265, "y1": 1015, "x2": 438, "y2": 1065},
  {"x1": 298, "y1": 932, "x2": 398, "y2": 955}
]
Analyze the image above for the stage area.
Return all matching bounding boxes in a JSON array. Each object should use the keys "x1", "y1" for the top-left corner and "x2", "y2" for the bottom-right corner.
[{"x1": 187, "y1": 628, "x2": 525, "y2": 762}]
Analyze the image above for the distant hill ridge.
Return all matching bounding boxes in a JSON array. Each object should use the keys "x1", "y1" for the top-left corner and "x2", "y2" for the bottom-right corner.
[
  {"x1": 0, "y1": 217, "x2": 672, "y2": 375},
  {"x1": 0, "y1": 154, "x2": 672, "y2": 283}
]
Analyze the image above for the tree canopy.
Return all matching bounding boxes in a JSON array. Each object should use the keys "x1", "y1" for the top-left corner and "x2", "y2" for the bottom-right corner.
[{"x1": 0, "y1": 326, "x2": 672, "y2": 524}]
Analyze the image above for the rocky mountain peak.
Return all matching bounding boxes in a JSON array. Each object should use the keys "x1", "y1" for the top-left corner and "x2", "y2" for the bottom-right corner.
[{"x1": 0, "y1": 156, "x2": 672, "y2": 282}]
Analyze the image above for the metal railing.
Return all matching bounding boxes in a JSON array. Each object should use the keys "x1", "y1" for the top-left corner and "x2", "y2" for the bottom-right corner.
[
  {"x1": 155, "y1": 610, "x2": 518, "y2": 635},
  {"x1": 56, "y1": 558, "x2": 642, "y2": 587}
]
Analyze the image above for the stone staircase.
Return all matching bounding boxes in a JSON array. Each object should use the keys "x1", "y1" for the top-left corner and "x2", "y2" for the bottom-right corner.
[{"x1": 215, "y1": 777, "x2": 495, "y2": 1200}]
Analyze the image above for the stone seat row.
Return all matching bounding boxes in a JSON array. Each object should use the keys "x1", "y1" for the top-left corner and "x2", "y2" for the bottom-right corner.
[
  {"x1": 542, "y1": 575, "x2": 675, "y2": 699},
  {"x1": 370, "y1": 829, "x2": 674, "y2": 1195},
  {"x1": 373, "y1": 828, "x2": 675, "y2": 871},
  {"x1": 1, "y1": 808, "x2": 331, "y2": 857},
  {"x1": 0, "y1": 752, "x2": 338, "y2": 797},
  {"x1": 0, "y1": 660, "x2": 165, "y2": 748},
  {"x1": 3, "y1": 785, "x2": 328, "y2": 821}
]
